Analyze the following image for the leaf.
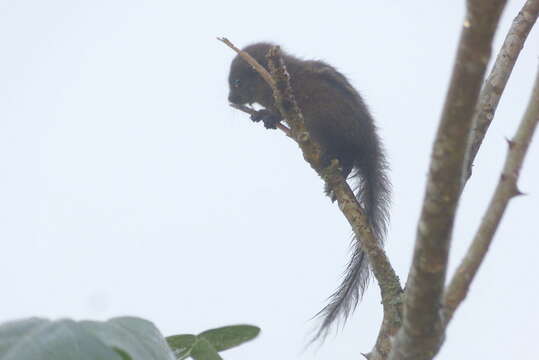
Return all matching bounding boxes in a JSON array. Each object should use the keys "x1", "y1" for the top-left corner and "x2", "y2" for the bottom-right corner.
[
  {"x1": 0, "y1": 319, "x2": 123, "y2": 360},
  {"x1": 80, "y1": 316, "x2": 174, "y2": 360},
  {"x1": 0, "y1": 318, "x2": 47, "y2": 355},
  {"x1": 0, "y1": 317, "x2": 174, "y2": 360},
  {"x1": 166, "y1": 334, "x2": 196, "y2": 359},
  {"x1": 189, "y1": 338, "x2": 222, "y2": 360},
  {"x1": 166, "y1": 325, "x2": 260, "y2": 359},
  {"x1": 114, "y1": 347, "x2": 133, "y2": 360},
  {"x1": 198, "y1": 325, "x2": 260, "y2": 352}
]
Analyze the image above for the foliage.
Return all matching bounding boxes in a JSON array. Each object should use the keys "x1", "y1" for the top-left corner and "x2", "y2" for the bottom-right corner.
[{"x1": 0, "y1": 317, "x2": 259, "y2": 360}]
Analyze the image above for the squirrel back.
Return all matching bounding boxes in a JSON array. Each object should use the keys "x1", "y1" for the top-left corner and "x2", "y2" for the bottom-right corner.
[{"x1": 228, "y1": 43, "x2": 391, "y2": 340}]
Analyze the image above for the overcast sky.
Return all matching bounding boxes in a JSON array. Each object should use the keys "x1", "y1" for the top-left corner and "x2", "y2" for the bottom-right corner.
[{"x1": 1, "y1": 1, "x2": 538, "y2": 359}]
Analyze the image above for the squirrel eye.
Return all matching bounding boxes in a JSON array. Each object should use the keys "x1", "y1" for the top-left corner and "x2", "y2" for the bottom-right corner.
[{"x1": 233, "y1": 79, "x2": 241, "y2": 88}]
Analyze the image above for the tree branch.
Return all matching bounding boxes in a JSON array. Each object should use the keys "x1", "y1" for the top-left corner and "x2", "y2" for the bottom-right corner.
[
  {"x1": 465, "y1": 0, "x2": 539, "y2": 181},
  {"x1": 443, "y1": 63, "x2": 539, "y2": 324},
  {"x1": 388, "y1": 2, "x2": 507, "y2": 360},
  {"x1": 265, "y1": 44, "x2": 403, "y2": 353},
  {"x1": 220, "y1": 38, "x2": 403, "y2": 351}
]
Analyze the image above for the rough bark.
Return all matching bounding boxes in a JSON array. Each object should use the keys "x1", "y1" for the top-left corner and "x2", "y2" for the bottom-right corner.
[
  {"x1": 388, "y1": 2, "x2": 507, "y2": 360},
  {"x1": 444, "y1": 64, "x2": 539, "y2": 324},
  {"x1": 465, "y1": 0, "x2": 539, "y2": 181}
]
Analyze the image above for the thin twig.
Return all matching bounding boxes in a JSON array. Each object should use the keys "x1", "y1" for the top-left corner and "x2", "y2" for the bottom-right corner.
[
  {"x1": 443, "y1": 63, "x2": 539, "y2": 324},
  {"x1": 464, "y1": 0, "x2": 539, "y2": 181},
  {"x1": 388, "y1": 2, "x2": 507, "y2": 360}
]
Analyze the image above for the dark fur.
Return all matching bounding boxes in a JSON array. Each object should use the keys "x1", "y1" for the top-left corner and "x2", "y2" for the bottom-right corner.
[{"x1": 228, "y1": 43, "x2": 391, "y2": 340}]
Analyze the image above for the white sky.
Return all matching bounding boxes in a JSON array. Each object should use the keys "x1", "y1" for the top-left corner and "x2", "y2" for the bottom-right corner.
[{"x1": 1, "y1": 1, "x2": 538, "y2": 359}]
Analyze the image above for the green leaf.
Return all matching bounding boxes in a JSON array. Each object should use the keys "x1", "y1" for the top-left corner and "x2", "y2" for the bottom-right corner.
[
  {"x1": 0, "y1": 318, "x2": 47, "y2": 356},
  {"x1": 198, "y1": 325, "x2": 260, "y2": 352},
  {"x1": 79, "y1": 316, "x2": 174, "y2": 360},
  {"x1": 113, "y1": 347, "x2": 133, "y2": 360},
  {"x1": 0, "y1": 318, "x2": 123, "y2": 360},
  {"x1": 0, "y1": 317, "x2": 174, "y2": 360},
  {"x1": 166, "y1": 334, "x2": 196, "y2": 359},
  {"x1": 190, "y1": 338, "x2": 222, "y2": 360}
]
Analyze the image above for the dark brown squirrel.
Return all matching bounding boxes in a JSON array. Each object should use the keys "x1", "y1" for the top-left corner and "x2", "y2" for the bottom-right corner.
[{"x1": 227, "y1": 43, "x2": 390, "y2": 340}]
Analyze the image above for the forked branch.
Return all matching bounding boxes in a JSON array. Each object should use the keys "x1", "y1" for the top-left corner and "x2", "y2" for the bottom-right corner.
[
  {"x1": 444, "y1": 64, "x2": 539, "y2": 324},
  {"x1": 388, "y1": 2, "x2": 507, "y2": 360},
  {"x1": 465, "y1": 0, "x2": 539, "y2": 181}
]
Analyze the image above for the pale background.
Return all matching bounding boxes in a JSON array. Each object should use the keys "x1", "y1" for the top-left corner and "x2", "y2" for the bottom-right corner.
[{"x1": 1, "y1": 1, "x2": 538, "y2": 359}]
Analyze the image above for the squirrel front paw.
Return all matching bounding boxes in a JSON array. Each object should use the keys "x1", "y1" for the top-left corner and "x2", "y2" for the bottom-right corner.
[{"x1": 250, "y1": 109, "x2": 281, "y2": 129}]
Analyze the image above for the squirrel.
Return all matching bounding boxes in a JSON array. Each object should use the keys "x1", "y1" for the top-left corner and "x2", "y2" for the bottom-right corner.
[{"x1": 227, "y1": 43, "x2": 391, "y2": 340}]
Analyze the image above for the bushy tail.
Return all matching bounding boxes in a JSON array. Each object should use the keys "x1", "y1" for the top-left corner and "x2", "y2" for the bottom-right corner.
[{"x1": 313, "y1": 155, "x2": 390, "y2": 341}]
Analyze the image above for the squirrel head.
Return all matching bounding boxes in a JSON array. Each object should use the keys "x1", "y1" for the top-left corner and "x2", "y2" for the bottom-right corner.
[{"x1": 227, "y1": 43, "x2": 276, "y2": 107}]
